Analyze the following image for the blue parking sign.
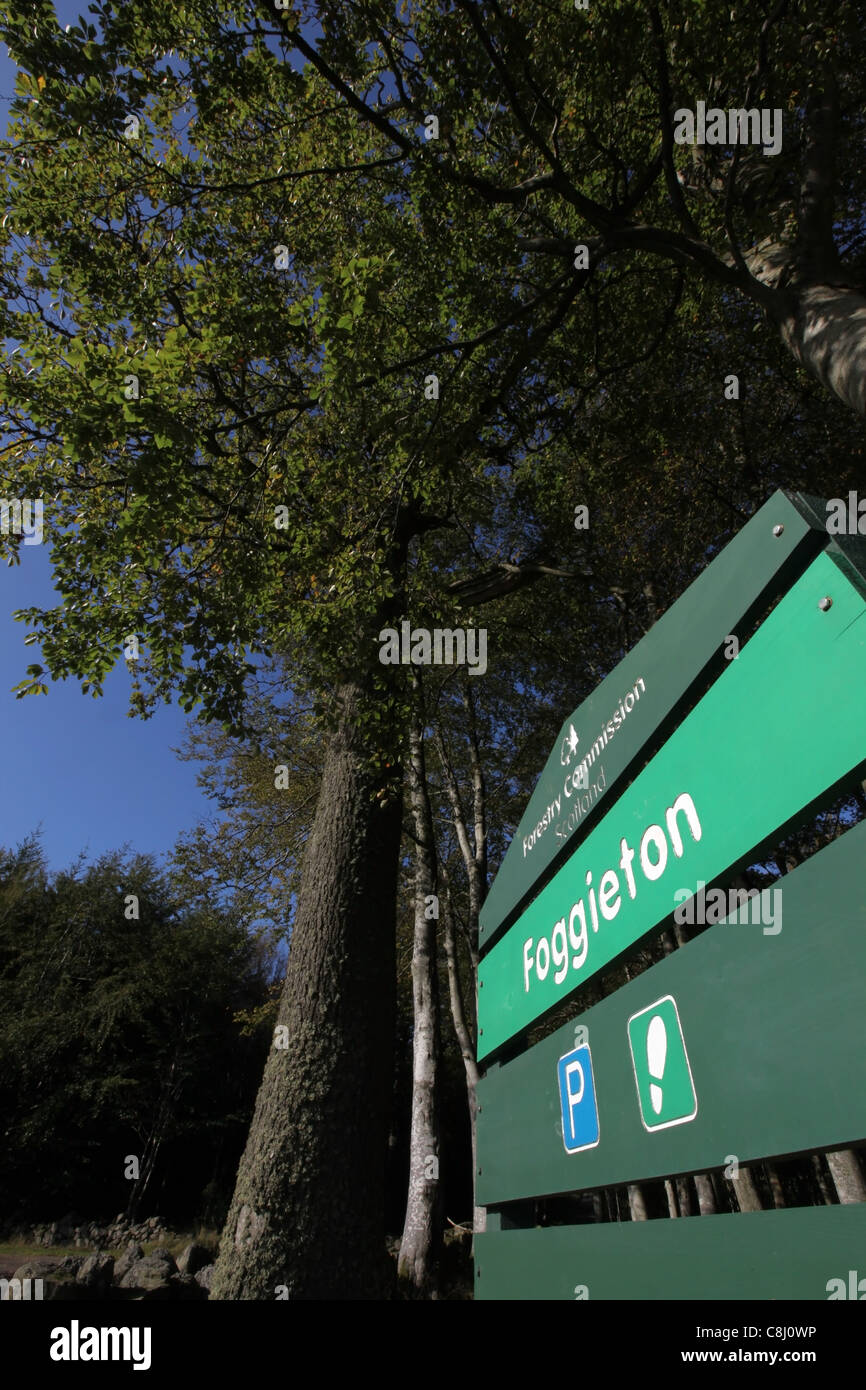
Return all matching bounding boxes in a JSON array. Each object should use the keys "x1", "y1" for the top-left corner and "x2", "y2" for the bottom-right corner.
[{"x1": 557, "y1": 1043, "x2": 600, "y2": 1154}]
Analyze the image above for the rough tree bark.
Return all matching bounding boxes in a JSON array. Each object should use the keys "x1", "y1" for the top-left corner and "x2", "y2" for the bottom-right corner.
[
  {"x1": 776, "y1": 286, "x2": 866, "y2": 417},
  {"x1": 675, "y1": 1176, "x2": 696, "y2": 1217},
  {"x1": 693, "y1": 1174, "x2": 718, "y2": 1215},
  {"x1": 825, "y1": 1149, "x2": 866, "y2": 1205},
  {"x1": 397, "y1": 686, "x2": 443, "y2": 1295},
  {"x1": 733, "y1": 1166, "x2": 765, "y2": 1213},
  {"x1": 441, "y1": 868, "x2": 482, "y2": 1232},
  {"x1": 627, "y1": 1185, "x2": 649, "y2": 1221},
  {"x1": 210, "y1": 682, "x2": 403, "y2": 1299}
]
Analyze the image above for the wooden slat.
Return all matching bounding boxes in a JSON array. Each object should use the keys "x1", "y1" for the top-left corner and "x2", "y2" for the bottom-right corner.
[{"x1": 475, "y1": 1204, "x2": 866, "y2": 1300}]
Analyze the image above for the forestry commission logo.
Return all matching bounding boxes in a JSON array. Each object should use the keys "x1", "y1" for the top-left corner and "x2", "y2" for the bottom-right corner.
[{"x1": 560, "y1": 723, "x2": 580, "y2": 766}]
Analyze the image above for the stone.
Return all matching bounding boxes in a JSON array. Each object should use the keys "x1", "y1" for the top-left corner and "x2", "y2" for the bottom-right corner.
[
  {"x1": 176, "y1": 1242, "x2": 212, "y2": 1277},
  {"x1": 113, "y1": 1243, "x2": 145, "y2": 1282},
  {"x1": 169, "y1": 1272, "x2": 206, "y2": 1300},
  {"x1": 11, "y1": 1257, "x2": 65, "y2": 1280},
  {"x1": 119, "y1": 1253, "x2": 176, "y2": 1291},
  {"x1": 194, "y1": 1264, "x2": 214, "y2": 1292},
  {"x1": 76, "y1": 1254, "x2": 115, "y2": 1289}
]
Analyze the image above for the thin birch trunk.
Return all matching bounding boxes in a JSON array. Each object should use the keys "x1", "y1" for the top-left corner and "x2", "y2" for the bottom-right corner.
[{"x1": 398, "y1": 685, "x2": 442, "y2": 1295}]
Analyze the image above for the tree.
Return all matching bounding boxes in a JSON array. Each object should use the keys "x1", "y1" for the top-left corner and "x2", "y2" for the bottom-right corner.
[
  {"x1": 293, "y1": 0, "x2": 866, "y2": 416},
  {"x1": 396, "y1": 673, "x2": 443, "y2": 1295},
  {"x1": 0, "y1": 839, "x2": 273, "y2": 1225}
]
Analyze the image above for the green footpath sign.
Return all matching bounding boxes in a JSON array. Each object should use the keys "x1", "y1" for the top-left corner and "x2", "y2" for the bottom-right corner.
[
  {"x1": 477, "y1": 549, "x2": 866, "y2": 1060},
  {"x1": 627, "y1": 996, "x2": 697, "y2": 1132}
]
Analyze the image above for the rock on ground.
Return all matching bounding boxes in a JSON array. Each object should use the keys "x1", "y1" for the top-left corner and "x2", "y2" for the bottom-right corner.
[
  {"x1": 118, "y1": 1252, "x2": 177, "y2": 1292},
  {"x1": 177, "y1": 1242, "x2": 212, "y2": 1277}
]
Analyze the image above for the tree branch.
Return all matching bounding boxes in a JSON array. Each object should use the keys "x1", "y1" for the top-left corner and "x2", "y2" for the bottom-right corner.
[
  {"x1": 797, "y1": 63, "x2": 840, "y2": 280},
  {"x1": 647, "y1": 3, "x2": 701, "y2": 238}
]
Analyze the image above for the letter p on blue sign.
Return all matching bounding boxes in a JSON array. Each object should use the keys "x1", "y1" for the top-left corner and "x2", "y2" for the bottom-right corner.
[{"x1": 557, "y1": 1043, "x2": 600, "y2": 1154}]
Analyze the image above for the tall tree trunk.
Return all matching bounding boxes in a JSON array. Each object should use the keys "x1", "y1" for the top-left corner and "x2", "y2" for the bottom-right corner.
[
  {"x1": 693, "y1": 1174, "x2": 717, "y2": 1215},
  {"x1": 440, "y1": 869, "x2": 482, "y2": 1233},
  {"x1": 675, "y1": 1176, "x2": 696, "y2": 1216},
  {"x1": 825, "y1": 1148, "x2": 866, "y2": 1205},
  {"x1": 627, "y1": 1184, "x2": 649, "y2": 1220},
  {"x1": 732, "y1": 1166, "x2": 765, "y2": 1213},
  {"x1": 126, "y1": 1051, "x2": 182, "y2": 1220},
  {"x1": 434, "y1": 681, "x2": 487, "y2": 1234},
  {"x1": 811, "y1": 1154, "x2": 836, "y2": 1206},
  {"x1": 398, "y1": 690, "x2": 442, "y2": 1296},
  {"x1": 765, "y1": 1160, "x2": 787, "y2": 1209},
  {"x1": 210, "y1": 682, "x2": 403, "y2": 1300}
]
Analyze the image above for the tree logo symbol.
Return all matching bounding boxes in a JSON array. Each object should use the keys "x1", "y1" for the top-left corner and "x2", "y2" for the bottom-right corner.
[{"x1": 560, "y1": 723, "x2": 580, "y2": 767}]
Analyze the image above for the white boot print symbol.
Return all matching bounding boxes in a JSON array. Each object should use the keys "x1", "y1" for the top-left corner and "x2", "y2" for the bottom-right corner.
[
  {"x1": 627, "y1": 994, "x2": 697, "y2": 1132},
  {"x1": 646, "y1": 1013, "x2": 667, "y2": 1115}
]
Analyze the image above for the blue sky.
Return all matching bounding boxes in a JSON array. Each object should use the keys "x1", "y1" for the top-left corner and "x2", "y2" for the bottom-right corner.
[
  {"x1": 1, "y1": 5, "x2": 214, "y2": 872},
  {"x1": 0, "y1": 543, "x2": 213, "y2": 873}
]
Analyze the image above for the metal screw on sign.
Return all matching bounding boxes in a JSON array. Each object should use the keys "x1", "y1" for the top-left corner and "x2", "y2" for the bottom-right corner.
[
  {"x1": 818, "y1": 596, "x2": 833, "y2": 611},
  {"x1": 772, "y1": 524, "x2": 784, "y2": 537}
]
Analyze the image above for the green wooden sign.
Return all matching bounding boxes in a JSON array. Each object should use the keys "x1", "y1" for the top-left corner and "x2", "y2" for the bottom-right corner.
[
  {"x1": 477, "y1": 817, "x2": 866, "y2": 1205},
  {"x1": 475, "y1": 1204, "x2": 866, "y2": 1301},
  {"x1": 478, "y1": 490, "x2": 826, "y2": 949},
  {"x1": 477, "y1": 548, "x2": 866, "y2": 1060}
]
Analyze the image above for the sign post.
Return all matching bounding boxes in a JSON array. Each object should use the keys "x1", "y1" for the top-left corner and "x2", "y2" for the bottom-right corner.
[{"x1": 475, "y1": 491, "x2": 866, "y2": 1300}]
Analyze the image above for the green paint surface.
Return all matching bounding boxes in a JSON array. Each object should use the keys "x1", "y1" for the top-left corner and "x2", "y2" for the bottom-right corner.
[
  {"x1": 478, "y1": 550, "x2": 866, "y2": 1059},
  {"x1": 475, "y1": 1205, "x2": 866, "y2": 1301}
]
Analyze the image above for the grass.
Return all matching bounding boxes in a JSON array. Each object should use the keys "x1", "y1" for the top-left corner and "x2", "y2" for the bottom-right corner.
[{"x1": 0, "y1": 1228, "x2": 220, "y2": 1265}]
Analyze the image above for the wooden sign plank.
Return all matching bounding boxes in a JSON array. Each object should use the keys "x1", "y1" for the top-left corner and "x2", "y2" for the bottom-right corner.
[
  {"x1": 477, "y1": 817, "x2": 866, "y2": 1205},
  {"x1": 478, "y1": 491, "x2": 826, "y2": 950},
  {"x1": 475, "y1": 1205, "x2": 866, "y2": 1301},
  {"x1": 478, "y1": 548, "x2": 866, "y2": 1059}
]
